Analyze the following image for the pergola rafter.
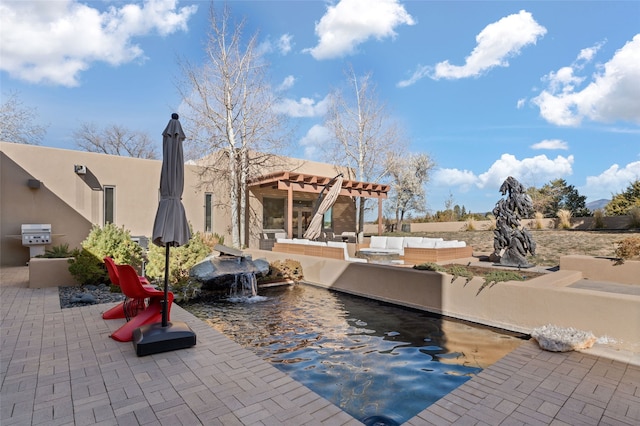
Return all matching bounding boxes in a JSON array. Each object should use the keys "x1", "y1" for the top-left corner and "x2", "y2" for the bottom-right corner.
[{"x1": 248, "y1": 171, "x2": 389, "y2": 237}]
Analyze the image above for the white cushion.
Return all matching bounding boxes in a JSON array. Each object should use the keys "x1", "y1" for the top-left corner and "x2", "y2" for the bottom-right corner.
[
  {"x1": 413, "y1": 241, "x2": 437, "y2": 249},
  {"x1": 435, "y1": 240, "x2": 465, "y2": 248},
  {"x1": 403, "y1": 237, "x2": 423, "y2": 247},
  {"x1": 358, "y1": 248, "x2": 398, "y2": 254},
  {"x1": 422, "y1": 237, "x2": 444, "y2": 243},
  {"x1": 327, "y1": 241, "x2": 345, "y2": 248},
  {"x1": 276, "y1": 238, "x2": 294, "y2": 243},
  {"x1": 386, "y1": 237, "x2": 404, "y2": 250},
  {"x1": 369, "y1": 236, "x2": 387, "y2": 249}
]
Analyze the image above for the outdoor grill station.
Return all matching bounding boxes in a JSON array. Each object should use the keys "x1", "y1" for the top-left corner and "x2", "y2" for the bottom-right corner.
[{"x1": 21, "y1": 224, "x2": 52, "y2": 258}]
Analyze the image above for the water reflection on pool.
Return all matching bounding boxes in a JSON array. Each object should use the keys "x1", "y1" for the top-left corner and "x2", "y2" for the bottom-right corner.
[{"x1": 187, "y1": 284, "x2": 525, "y2": 424}]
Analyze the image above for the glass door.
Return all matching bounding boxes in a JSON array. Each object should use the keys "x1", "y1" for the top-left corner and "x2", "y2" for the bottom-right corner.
[{"x1": 292, "y1": 201, "x2": 314, "y2": 238}]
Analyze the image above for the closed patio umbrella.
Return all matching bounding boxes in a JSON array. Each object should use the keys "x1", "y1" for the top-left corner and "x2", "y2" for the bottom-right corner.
[
  {"x1": 304, "y1": 174, "x2": 343, "y2": 240},
  {"x1": 132, "y1": 113, "x2": 196, "y2": 356}
]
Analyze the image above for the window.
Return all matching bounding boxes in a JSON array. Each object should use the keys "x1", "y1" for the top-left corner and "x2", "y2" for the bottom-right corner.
[
  {"x1": 104, "y1": 186, "x2": 115, "y2": 225},
  {"x1": 204, "y1": 193, "x2": 213, "y2": 232},
  {"x1": 263, "y1": 197, "x2": 285, "y2": 229},
  {"x1": 323, "y1": 207, "x2": 333, "y2": 230}
]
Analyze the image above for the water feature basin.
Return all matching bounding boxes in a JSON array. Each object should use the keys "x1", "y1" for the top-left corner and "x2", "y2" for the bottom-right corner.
[{"x1": 186, "y1": 284, "x2": 526, "y2": 424}]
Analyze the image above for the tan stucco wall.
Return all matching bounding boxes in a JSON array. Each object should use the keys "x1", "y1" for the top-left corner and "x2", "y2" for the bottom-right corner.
[
  {"x1": 1, "y1": 142, "x2": 213, "y2": 266},
  {"x1": 364, "y1": 216, "x2": 634, "y2": 234},
  {"x1": 560, "y1": 255, "x2": 640, "y2": 285},
  {"x1": 245, "y1": 249, "x2": 640, "y2": 351},
  {"x1": 28, "y1": 258, "x2": 80, "y2": 288}
]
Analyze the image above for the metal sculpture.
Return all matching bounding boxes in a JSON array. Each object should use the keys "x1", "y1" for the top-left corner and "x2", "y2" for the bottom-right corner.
[{"x1": 490, "y1": 176, "x2": 536, "y2": 267}]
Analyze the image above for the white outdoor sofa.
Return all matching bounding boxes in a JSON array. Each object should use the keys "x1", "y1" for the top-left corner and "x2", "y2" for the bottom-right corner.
[{"x1": 358, "y1": 236, "x2": 473, "y2": 263}]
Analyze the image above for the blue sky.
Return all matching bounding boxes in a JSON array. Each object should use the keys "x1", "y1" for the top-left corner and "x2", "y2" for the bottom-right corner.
[{"x1": 1, "y1": 0, "x2": 639, "y2": 215}]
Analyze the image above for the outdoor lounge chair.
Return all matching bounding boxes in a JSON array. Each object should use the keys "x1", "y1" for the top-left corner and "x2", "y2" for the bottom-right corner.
[
  {"x1": 102, "y1": 256, "x2": 155, "y2": 320},
  {"x1": 109, "y1": 264, "x2": 174, "y2": 342}
]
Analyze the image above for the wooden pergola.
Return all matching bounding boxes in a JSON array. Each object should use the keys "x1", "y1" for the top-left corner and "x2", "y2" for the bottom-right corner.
[{"x1": 248, "y1": 171, "x2": 390, "y2": 238}]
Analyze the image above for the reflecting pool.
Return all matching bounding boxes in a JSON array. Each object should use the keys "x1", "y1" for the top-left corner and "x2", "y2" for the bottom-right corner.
[{"x1": 187, "y1": 284, "x2": 526, "y2": 424}]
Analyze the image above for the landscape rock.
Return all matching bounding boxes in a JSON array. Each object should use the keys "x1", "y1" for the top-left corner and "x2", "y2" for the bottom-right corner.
[
  {"x1": 190, "y1": 254, "x2": 269, "y2": 289},
  {"x1": 531, "y1": 324, "x2": 596, "y2": 352}
]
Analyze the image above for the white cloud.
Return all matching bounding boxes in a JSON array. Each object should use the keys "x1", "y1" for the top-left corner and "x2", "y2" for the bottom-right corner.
[
  {"x1": 432, "y1": 168, "x2": 477, "y2": 192},
  {"x1": 434, "y1": 153, "x2": 574, "y2": 191},
  {"x1": 477, "y1": 154, "x2": 574, "y2": 189},
  {"x1": 400, "y1": 10, "x2": 545, "y2": 85},
  {"x1": 278, "y1": 34, "x2": 293, "y2": 55},
  {"x1": 584, "y1": 161, "x2": 640, "y2": 199},
  {"x1": 532, "y1": 35, "x2": 640, "y2": 126},
  {"x1": 299, "y1": 124, "x2": 332, "y2": 159},
  {"x1": 306, "y1": 0, "x2": 415, "y2": 60},
  {"x1": 272, "y1": 95, "x2": 330, "y2": 117},
  {"x1": 397, "y1": 65, "x2": 429, "y2": 88},
  {"x1": 516, "y1": 98, "x2": 526, "y2": 109},
  {"x1": 277, "y1": 75, "x2": 296, "y2": 92},
  {"x1": 0, "y1": 0, "x2": 197, "y2": 87},
  {"x1": 530, "y1": 139, "x2": 569, "y2": 150}
]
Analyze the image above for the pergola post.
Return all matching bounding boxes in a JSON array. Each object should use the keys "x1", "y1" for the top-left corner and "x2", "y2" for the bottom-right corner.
[
  {"x1": 378, "y1": 198, "x2": 383, "y2": 235},
  {"x1": 287, "y1": 184, "x2": 293, "y2": 239}
]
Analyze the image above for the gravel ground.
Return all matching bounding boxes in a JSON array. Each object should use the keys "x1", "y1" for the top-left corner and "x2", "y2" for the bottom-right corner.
[{"x1": 59, "y1": 284, "x2": 125, "y2": 309}]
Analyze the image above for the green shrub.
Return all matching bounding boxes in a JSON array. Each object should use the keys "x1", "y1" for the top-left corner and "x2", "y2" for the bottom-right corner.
[
  {"x1": 413, "y1": 263, "x2": 472, "y2": 283},
  {"x1": 145, "y1": 231, "x2": 211, "y2": 302},
  {"x1": 447, "y1": 264, "x2": 473, "y2": 284},
  {"x1": 482, "y1": 270, "x2": 525, "y2": 286},
  {"x1": 68, "y1": 223, "x2": 143, "y2": 286},
  {"x1": 67, "y1": 248, "x2": 107, "y2": 286},
  {"x1": 38, "y1": 243, "x2": 73, "y2": 258}
]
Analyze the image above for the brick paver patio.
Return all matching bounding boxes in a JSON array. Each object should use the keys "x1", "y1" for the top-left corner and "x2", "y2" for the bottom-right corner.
[{"x1": 1, "y1": 266, "x2": 638, "y2": 425}]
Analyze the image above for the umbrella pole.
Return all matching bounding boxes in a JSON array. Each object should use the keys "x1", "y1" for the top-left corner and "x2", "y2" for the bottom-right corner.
[{"x1": 162, "y1": 243, "x2": 170, "y2": 327}]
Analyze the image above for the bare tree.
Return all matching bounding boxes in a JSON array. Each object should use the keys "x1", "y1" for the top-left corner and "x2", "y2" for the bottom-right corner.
[
  {"x1": 177, "y1": 4, "x2": 288, "y2": 248},
  {"x1": 387, "y1": 153, "x2": 435, "y2": 231},
  {"x1": 0, "y1": 91, "x2": 47, "y2": 144},
  {"x1": 73, "y1": 122, "x2": 158, "y2": 159},
  {"x1": 324, "y1": 67, "x2": 405, "y2": 235}
]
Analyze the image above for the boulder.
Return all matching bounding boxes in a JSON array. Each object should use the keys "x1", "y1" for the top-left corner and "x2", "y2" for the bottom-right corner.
[
  {"x1": 190, "y1": 254, "x2": 269, "y2": 289},
  {"x1": 531, "y1": 324, "x2": 596, "y2": 352}
]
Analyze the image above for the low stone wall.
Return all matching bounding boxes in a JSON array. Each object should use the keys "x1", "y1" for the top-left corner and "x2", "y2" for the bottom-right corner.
[
  {"x1": 364, "y1": 215, "x2": 634, "y2": 234},
  {"x1": 245, "y1": 249, "x2": 640, "y2": 351},
  {"x1": 29, "y1": 257, "x2": 79, "y2": 288},
  {"x1": 560, "y1": 255, "x2": 640, "y2": 285}
]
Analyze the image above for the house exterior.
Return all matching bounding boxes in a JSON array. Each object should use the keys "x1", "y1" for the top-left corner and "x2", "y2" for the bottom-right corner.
[{"x1": 1, "y1": 141, "x2": 388, "y2": 266}]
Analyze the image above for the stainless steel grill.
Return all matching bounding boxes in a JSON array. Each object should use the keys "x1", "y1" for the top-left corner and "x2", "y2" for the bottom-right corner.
[{"x1": 21, "y1": 224, "x2": 51, "y2": 257}]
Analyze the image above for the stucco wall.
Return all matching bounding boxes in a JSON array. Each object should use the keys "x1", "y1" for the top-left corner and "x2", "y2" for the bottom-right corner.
[
  {"x1": 1, "y1": 142, "x2": 213, "y2": 266},
  {"x1": 1, "y1": 142, "x2": 355, "y2": 265},
  {"x1": 364, "y1": 216, "x2": 634, "y2": 234},
  {"x1": 245, "y1": 249, "x2": 640, "y2": 351}
]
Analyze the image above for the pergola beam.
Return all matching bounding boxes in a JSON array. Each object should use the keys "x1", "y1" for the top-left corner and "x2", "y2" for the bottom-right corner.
[{"x1": 249, "y1": 170, "x2": 390, "y2": 236}]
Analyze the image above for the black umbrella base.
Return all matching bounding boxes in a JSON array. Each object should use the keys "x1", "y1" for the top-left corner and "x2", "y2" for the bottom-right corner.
[{"x1": 132, "y1": 321, "x2": 196, "y2": 357}]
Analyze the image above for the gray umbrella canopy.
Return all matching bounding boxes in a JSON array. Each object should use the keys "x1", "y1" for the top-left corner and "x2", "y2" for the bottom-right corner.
[
  {"x1": 304, "y1": 174, "x2": 343, "y2": 240},
  {"x1": 152, "y1": 114, "x2": 191, "y2": 248}
]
